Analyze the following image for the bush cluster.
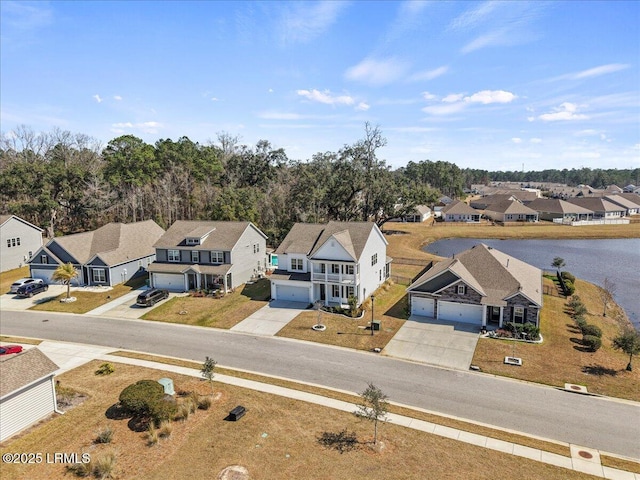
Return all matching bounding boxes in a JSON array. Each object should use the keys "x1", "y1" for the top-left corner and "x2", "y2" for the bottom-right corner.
[
  {"x1": 119, "y1": 380, "x2": 177, "y2": 425},
  {"x1": 503, "y1": 322, "x2": 540, "y2": 341},
  {"x1": 582, "y1": 335, "x2": 602, "y2": 352},
  {"x1": 561, "y1": 271, "x2": 576, "y2": 283},
  {"x1": 95, "y1": 362, "x2": 115, "y2": 376}
]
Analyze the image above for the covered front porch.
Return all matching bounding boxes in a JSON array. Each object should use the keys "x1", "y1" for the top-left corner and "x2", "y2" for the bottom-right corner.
[{"x1": 147, "y1": 262, "x2": 232, "y2": 293}]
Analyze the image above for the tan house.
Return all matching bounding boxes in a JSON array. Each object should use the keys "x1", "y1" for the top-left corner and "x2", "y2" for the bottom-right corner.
[
  {"x1": 526, "y1": 198, "x2": 594, "y2": 222},
  {"x1": 483, "y1": 199, "x2": 539, "y2": 222},
  {"x1": 407, "y1": 244, "x2": 542, "y2": 328},
  {"x1": 440, "y1": 200, "x2": 481, "y2": 222}
]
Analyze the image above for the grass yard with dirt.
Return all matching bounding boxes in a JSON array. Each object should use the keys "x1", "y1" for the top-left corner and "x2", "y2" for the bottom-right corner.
[
  {"x1": 0, "y1": 265, "x2": 30, "y2": 293},
  {"x1": 141, "y1": 278, "x2": 270, "y2": 329},
  {"x1": 472, "y1": 278, "x2": 640, "y2": 401},
  {"x1": 276, "y1": 281, "x2": 408, "y2": 352},
  {"x1": 29, "y1": 275, "x2": 148, "y2": 314},
  {"x1": 0, "y1": 360, "x2": 604, "y2": 480}
]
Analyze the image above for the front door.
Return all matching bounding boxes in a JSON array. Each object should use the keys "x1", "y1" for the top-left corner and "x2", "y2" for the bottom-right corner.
[
  {"x1": 320, "y1": 284, "x2": 326, "y2": 301},
  {"x1": 188, "y1": 274, "x2": 196, "y2": 290},
  {"x1": 489, "y1": 306, "x2": 501, "y2": 323}
]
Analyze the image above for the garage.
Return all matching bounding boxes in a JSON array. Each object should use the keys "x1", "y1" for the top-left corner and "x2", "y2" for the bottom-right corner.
[
  {"x1": 437, "y1": 301, "x2": 483, "y2": 324},
  {"x1": 411, "y1": 296, "x2": 435, "y2": 317},
  {"x1": 152, "y1": 273, "x2": 185, "y2": 291},
  {"x1": 30, "y1": 267, "x2": 81, "y2": 286},
  {"x1": 275, "y1": 284, "x2": 310, "y2": 303}
]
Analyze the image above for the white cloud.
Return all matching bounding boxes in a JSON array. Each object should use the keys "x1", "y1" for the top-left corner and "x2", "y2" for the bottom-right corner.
[
  {"x1": 356, "y1": 102, "x2": 370, "y2": 111},
  {"x1": 530, "y1": 138, "x2": 542, "y2": 144},
  {"x1": 442, "y1": 93, "x2": 465, "y2": 103},
  {"x1": 422, "y1": 91, "x2": 437, "y2": 101},
  {"x1": 511, "y1": 137, "x2": 522, "y2": 144},
  {"x1": 408, "y1": 65, "x2": 449, "y2": 82},
  {"x1": 558, "y1": 63, "x2": 630, "y2": 81},
  {"x1": 110, "y1": 121, "x2": 162, "y2": 134},
  {"x1": 465, "y1": 90, "x2": 516, "y2": 104},
  {"x1": 113, "y1": 95, "x2": 122, "y2": 101},
  {"x1": 268, "y1": 88, "x2": 274, "y2": 93},
  {"x1": 575, "y1": 129, "x2": 599, "y2": 137},
  {"x1": 93, "y1": 94, "x2": 103, "y2": 103},
  {"x1": 538, "y1": 102, "x2": 588, "y2": 121},
  {"x1": 211, "y1": 97, "x2": 219, "y2": 102},
  {"x1": 422, "y1": 89, "x2": 517, "y2": 115},
  {"x1": 345, "y1": 57, "x2": 410, "y2": 86},
  {"x1": 280, "y1": 1, "x2": 347, "y2": 44},
  {"x1": 296, "y1": 89, "x2": 354, "y2": 106},
  {"x1": 449, "y1": 1, "x2": 501, "y2": 31},
  {"x1": 422, "y1": 102, "x2": 467, "y2": 116}
]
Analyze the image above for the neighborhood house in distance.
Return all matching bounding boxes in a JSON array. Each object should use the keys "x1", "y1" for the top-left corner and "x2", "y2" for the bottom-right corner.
[
  {"x1": 0, "y1": 215, "x2": 44, "y2": 272},
  {"x1": 270, "y1": 221, "x2": 391, "y2": 307},
  {"x1": 147, "y1": 220, "x2": 268, "y2": 293},
  {"x1": 28, "y1": 220, "x2": 164, "y2": 287},
  {"x1": 408, "y1": 244, "x2": 543, "y2": 328}
]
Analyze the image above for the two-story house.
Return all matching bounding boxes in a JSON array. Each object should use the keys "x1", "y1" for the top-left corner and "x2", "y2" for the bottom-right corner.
[
  {"x1": 147, "y1": 221, "x2": 267, "y2": 292},
  {"x1": 0, "y1": 215, "x2": 44, "y2": 272},
  {"x1": 269, "y1": 221, "x2": 391, "y2": 307},
  {"x1": 29, "y1": 220, "x2": 164, "y2": 286}
]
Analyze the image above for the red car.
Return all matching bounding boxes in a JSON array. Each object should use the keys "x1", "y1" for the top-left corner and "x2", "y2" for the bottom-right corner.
[{"x1": 0, "y1": 345, "x2": 23, "y2": 355}]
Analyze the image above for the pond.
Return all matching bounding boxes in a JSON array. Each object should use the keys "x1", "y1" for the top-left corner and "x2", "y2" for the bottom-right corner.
[{"x1": 424, "y1": 238, "x2": 640, "y2": 330}]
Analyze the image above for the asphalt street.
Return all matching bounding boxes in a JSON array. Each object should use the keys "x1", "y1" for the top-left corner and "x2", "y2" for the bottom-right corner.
[{"x1": 1, "y1": 310, "x2": 638, "y2": 458}]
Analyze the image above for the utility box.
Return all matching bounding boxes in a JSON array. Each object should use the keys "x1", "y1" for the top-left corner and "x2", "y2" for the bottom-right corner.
[
  {"x1": 158, "y1": 378, "x2": 175, "y2": 395},
  {"x1": 372, "y1": 320, "x2": 381, "y2": 331},
  {"x1": 229, "y1": 405, "x2": 246, "y2": 421}
]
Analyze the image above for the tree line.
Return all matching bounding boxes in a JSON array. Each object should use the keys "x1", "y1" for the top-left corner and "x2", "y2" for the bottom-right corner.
[{"x1": 1, "y1": 124, "x2": 637, "y2": 244}]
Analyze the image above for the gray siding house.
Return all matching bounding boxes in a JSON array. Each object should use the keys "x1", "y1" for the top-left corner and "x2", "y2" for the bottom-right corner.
[
  {"x1": 28, "y1": 220, "x2": 164, "y2": 286},
  {"x1": 148, "y1": 221, "x2": 268, "y2": 292},
  {"x1": 440, "y1": 200, "x2": 481, "y2": 222},
  {"x1": 0, "y1": 215, "x2": 44, "y2": 272},
  {"x1": 0, "y1": 348, "x2": 60, "y2": 442},
  {"x1": 407, "y1": 244, "x2": 542, "y2": 328}
]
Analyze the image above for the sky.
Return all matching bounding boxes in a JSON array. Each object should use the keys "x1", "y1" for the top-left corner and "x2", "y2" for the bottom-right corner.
[{"x1": 1, "y1": 0, "x2": 639, "y2": 171}]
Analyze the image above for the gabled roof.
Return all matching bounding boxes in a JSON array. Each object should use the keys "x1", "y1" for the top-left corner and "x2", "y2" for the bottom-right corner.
[
  {"x1": 0, "y1": 214, "x2": 44, "y2": 232},
  {"x1": 0, "y1": 348, "x2": 59, "y2": 398},
  {"x1": 441, "y1": 200, "x2": 478, "y2": 215},
  {"x1": 484, "y1": 199, "x2": 539, "y2": 215},
  {"x1": 408, "y1": 244, "x2": 542, "y2": 307},
  {"x1": 566, "y1": 197, "x2": 626, "y2": 212},
  {"x1": 413, "y1": 205, "x2": 431, "y2": 215},
  {"x1": 604, "y1": 195, "x2": 640, "y2": 210},
  {"x1": 275, "y1": 221, "x2": 385, "y2": 261},
  {"x1": 526, "y1": 198, "x2": 593, "y2": 214},
  {"x1": 48, "y1": 220, "x2": 164, "y2": 266},
  {"x1": 154, "y1": 221, "x2": 266, "y2": 250}
]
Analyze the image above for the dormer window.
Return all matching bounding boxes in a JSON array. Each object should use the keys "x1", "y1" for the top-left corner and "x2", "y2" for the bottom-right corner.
[
  {"x1": 291, "y1": 258, "x2": 303, "y2": 271},
  {"x1": 186, "y1": 238, "x2": 200, "y2": 245}
]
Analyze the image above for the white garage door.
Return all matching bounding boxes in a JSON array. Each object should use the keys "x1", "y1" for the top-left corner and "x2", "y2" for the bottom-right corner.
[
  {"x1": 276, "y1": 285, "x2": 309, "y2": 303},
  {"x1": 31, "y1": 268, "x2": 82, "y2": 286},
  {"x1": 152, "y1": 273, "x2": 184, "y2": 291},
  {"x1": 438, "y1": 301, "x2": 483, "y2": 324},
  {"x1": 411, "y1": 296, "x2": 435, "y2": 317}
]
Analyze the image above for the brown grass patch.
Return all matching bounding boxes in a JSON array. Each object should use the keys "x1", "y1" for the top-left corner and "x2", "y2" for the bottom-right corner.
[
  {"x1": 600, "y1": 455, "x2": 640, "y2": 474},
  {"x1": 0, "y1": 360, "x2": 598, "y2": 480},
  {"x1": 0, "y1": 335, "x2": 42, "y2": 345},
  {"x1": 0, "y1": 265, "x2": 30, "y2": 293},
  {"x1": 276, "y1": 282, "x2": 407, "y2": 351},
  {"x1": 472, "y1": 278, "x2": 640, "y2": 401}
]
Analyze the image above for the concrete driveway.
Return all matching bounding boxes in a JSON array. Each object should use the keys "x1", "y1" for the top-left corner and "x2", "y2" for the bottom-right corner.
[
  {"x1": 230, "y1": 300, "x2": 309, "y2": 335},
  {"x1": 382, "y1": 315, "x2": 480, "y2": 370},
  {"x1": 85, "y1": 289, "x2": 181, "y2": 319},
  {"x1": 0, "y1": 285, "x2": 68, "y2": 311}
]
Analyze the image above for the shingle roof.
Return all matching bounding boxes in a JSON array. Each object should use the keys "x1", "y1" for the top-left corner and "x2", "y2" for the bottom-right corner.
[
  {"x1": 275, "y1": 221, "x2": 383, "y2": 260},
  {"x1": 566, "y1": 197, "x2": 626, "y2": 212},
  {"x1": 484, "y1": 199, "x2": 539, "y2": 215},
  {"x1": 0, "y1": 348, "x2": 59, "y2": 398},
  {"x1": 153, "y1": 221, "x2": 265, "y2": 250},
  {"x1": 441, "y1": 200, "x2": 478, "y2": 215},
  {"x1": 408, "y1": 244, "x2": 542, "y2": 307},
  {"x1": 0, "y1": 214, "x2": 44, "y2": 232},
  {"x1": 604, "y1": 195, "x2": 640, "y2": 210},
  {"x1": 50, "y1": 220, "x2": 165, "y2": 266},
  {"x1": 526, "y1": 198, "x2": 594, "y2": 214}
]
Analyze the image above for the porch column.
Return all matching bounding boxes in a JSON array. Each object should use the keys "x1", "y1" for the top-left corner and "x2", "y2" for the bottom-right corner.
[
  {"x1": 223, "y1": 275, "x2": 228, "y2": 293},
  {"x1": 324, "y1": 282, "x2": 329, "y2": 306},
  {"x1": 499, "y1": 306, "x2": 504, "y2": 328},
  {"x1": 482, "y1": 306, "x2": 487, "y2": 327}
]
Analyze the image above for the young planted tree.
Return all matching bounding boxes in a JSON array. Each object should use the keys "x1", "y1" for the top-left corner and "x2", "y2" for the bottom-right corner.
[
  {"x1": 612, "y1": 329, "x2": 640, "y2": 372},
  {"x1": 354, "y1": 382, "x2": 389, "y2": 445},
  {"x1": 52, "y1": 262, "x2": 79, "y2": 299},
  {"x1": 201, "y1": 356, "x2": 217, "y2": 395},
  {"x1": 551, "y1": 257, "x2": 566, "y2": 271},
  {"x1": 598, "y1": 278, "x2": 617, "y2": 317}
]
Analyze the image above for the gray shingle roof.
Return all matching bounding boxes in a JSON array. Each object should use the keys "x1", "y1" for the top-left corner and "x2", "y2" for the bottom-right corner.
[
  {"x1": 154, "y1": 221, "x2": 266, "y2": 250},
  {"x1": 604, "y1": 195, "x2": 640, "y2": 210},
  {"x1": 566, "y1": 197, "x2": 625, "y2": 213},
  {"x1": 0, "y1": 348, "x2": 59, "y2": 398},
  {"x1": 441, "y1": 200, "x2": 478, "y2": 215},
  {"x1": 485, "y1": 199, "x2": 539, "y2": 215},
  {"x1": 49, "y1": 220, "x2": 165, "y2": 266},
  {"x1": 408, "y1": 244, "x2": 542, "y2": 307},
  {"x1": 526, "y1": 198, "x2": 594, "y2": 214}
]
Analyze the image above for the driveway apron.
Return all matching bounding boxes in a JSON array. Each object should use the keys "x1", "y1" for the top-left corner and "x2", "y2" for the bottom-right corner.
[{"x1": 231, "y1": 300, "x2": 309, "y2": 335}]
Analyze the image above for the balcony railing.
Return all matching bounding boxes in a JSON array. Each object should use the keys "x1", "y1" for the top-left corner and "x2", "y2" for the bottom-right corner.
[{"x1": 311, "y1": 272, "x2": 358, "y2": 284}]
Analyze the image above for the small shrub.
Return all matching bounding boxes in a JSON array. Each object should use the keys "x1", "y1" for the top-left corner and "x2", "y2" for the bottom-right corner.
[
  {"x1": 173, "y1": 403, "x2": 191, "y2": 422},
  {"x1": 67, "y1": 461, "x2": 92, "y2": 478},
  {"x1": 572, "y1": 303, "x2": 588, "y2": 318},
  {"x1": 147, "y1": 424, "x2": 159, "y2": 446},
  {"x1": 561, "y1": 271, "x2": 576, "y2": 283},
  {"x1": 574, "y1": 316, "x2": 587, "y2": 330},
  {"x1": 186, "y1": 398, "x2": 197, "y2": 414},
  {"x1": 564, "y1": 280, "x2": 575, "y2": 296},
  {"x1": 583, "y1": 335, "x2": 602, "y2": 352},
  {"x1": 522, "y1": 322, "x2": 540, "y2": 341},
  {"x1": 149, "y1": 396, "x2": 178, "y2": 425},
  {"x1": 119, "y1": 380, "x2": 164, "y2": 417},
  {"x1": 158, "y1": 421, "x2": 172, "y2": 438},
  {"x1": 198, "y1": 396, "x2": 212, "y2": 410},
  {"x1": 93, "y1": 451, "x2": 116, "y2": 479},
  {"x1": 56, "y1": 385, "x2": 76, "y2": 407},
  {"x1": 581, "y1": 324, "x2": 603, "y2": 338},
  {"x1": 568, "y1": 296, "x2": 583, "y2": 311},
  {"x1": 94, "y1": 426, "x2": 113, "y2": 444},
  {"x1": 348, "y1": 295, "x2": 359, "y2": 318},
  {"x1": 95, "y1": 363, "x2": 115, "y2": 376}
]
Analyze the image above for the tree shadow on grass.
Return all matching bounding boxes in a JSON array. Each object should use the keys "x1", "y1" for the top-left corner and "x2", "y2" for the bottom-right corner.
[
  {"x1": 383, "y1": 295, "x2": 408, "y2": 319},
  {"x1": 566, "y1": 323, "x2": 582, "y2": 334},
  {"x1": 582, "y1": 365, "x2": 618, "y2": 376},
  {"x1": 318, "y1": 429, "x2": 359, "y2": 454}
]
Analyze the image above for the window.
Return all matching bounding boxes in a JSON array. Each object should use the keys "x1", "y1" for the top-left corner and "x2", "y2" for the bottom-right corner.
[
  {"x1": 168, "y1": 250, "x2": 180, "y2": 262},
  {"x1": 11, "y1": 238, "x2": 16, "y2": 247},
  {"x1": 291, "y1": 258, "x2": 303, "y2": 271},
  {"x1": 17, "y1": 237, "x2": 20, "y2": 246},
  {"x1": 332, "y1": 285, "x2": 340, "y2": 298},
  {"x1": 93, "y1": 268, "x2": 106, "y2": 283},
  {"x1": 186, "y1": 238, "x2": 200, "y2": 245},
  {"x1": 457, "y1": 285, "x2": 466, "y2": 295},
  {"x1": 320, "y1": 263, "x2": 326, "y2": 273},
  {"x1": 347, "y1": 286, "x2": 354, "y2": 298},
  {"x1": 41, "y1": 255, "x2": 48, "y2": 264},
  {"x1": 371, "y1": 253, "x2": 378, "y2": 266},
  {"x1": 211, "y1": 251, "x2": 224, "y2": 263},
  {"x1": 253, "y1": 243, "x2": 260, "y2": 253},
  {"x1": 345, "y1": 265, "x2": 354, "y2": 275},
  {"x1": 191, "y1": 251, "x2": 200, "y2": 263},
  {"x1": 513, "y1": 306, "x2": 525, "y2": 323},
  {"x1": 6, "y1": 239, "x2": 10, "y2": 248},
  {"x1": 331, "y1": 263, "x2": 340, "y2": 274}
]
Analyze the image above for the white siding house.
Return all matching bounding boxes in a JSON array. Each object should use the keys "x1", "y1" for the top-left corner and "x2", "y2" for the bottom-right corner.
[
  {"x1": 0, "y1": 215, "x2": 43, "y2": 272},
  {"x1": 0, "y1": 348, "x2": 59, "y2": 442},
  {"x1": 270, "y1": 222, "x2": 391, "y2": 307}
]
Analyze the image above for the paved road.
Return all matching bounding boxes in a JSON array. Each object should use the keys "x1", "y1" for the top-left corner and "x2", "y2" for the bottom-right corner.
[{"x1": 1, "y1": 310, "x2": 638, "y2": 459}]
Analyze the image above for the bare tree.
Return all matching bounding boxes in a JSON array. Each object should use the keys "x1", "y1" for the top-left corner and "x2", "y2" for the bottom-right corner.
[
  {"x1": 354, "y1": 382, "x2": 389, "y2": 445},
  {"x1": 599, "y1": 277, "x2": 617, "y2": 317}
]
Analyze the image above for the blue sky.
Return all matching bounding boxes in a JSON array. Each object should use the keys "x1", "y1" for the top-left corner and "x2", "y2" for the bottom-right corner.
[{"x1": 1, "y1": 1, "x2": 639, "y2": 171}]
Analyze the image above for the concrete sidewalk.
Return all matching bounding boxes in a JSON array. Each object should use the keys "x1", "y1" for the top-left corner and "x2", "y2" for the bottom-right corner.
[{"x1": 5, "y1": 340, "x2": 638, "y2": 479}]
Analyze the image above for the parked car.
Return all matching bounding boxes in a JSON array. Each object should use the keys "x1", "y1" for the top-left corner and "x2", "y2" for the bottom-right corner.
[
  {"x1": 136, "y1": 288, "x2": 169, "y2": 307},
  {"x1": 0, "y1": 345, "x2": 24, "y2": 355},
  {"x1": 9, "y1": 277, "x2": 43, "y2": 293},
  {"x1": 16, "y1": 282, "x2": 49, "y2": 298}
]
